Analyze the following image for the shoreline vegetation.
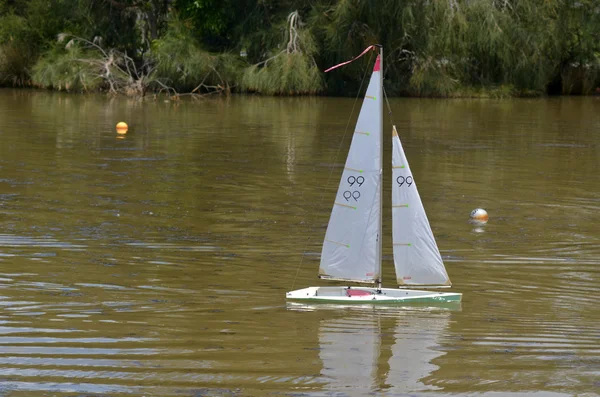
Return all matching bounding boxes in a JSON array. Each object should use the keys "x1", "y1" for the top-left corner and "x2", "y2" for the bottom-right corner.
[{"x1": 1, "y1": 0, "x2": 599, "y2": 98}]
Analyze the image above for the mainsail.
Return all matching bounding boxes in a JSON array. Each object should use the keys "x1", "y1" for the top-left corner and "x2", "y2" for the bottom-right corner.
[
  {"x1": 319, "y1": 56, "x2": 383, "y2": 283},
  {"x1": 391, "y1": 126, "x2": 451, "y2": 286}
]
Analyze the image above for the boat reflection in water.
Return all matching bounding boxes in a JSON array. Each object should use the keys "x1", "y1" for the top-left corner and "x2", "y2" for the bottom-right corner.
[{"x1": 287, "y1": 302, "x2": 457, "y2": 395}]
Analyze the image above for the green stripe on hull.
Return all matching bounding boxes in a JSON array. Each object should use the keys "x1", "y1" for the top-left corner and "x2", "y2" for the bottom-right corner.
[{"x1": 288, "y1": 295, "x2": 462, "y2": 304}]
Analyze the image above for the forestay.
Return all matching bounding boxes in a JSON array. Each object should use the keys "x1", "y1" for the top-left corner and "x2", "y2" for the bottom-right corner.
[
  {"x1": 391, "y1": 126, "x2": 451, "y2": 286},
  {"x1": 319, "y1": 56, "x2": 382, "y2": 283}
]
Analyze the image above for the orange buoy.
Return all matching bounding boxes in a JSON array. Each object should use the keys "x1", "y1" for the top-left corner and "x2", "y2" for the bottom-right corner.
[{"x1": 116, "y1": 122, "x2": 128, "y2": 134}]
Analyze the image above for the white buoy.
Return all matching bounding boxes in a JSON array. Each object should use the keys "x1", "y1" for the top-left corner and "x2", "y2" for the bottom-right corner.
[{"x1": 470, "y1": 208, "x2": 488, "y2": 224}]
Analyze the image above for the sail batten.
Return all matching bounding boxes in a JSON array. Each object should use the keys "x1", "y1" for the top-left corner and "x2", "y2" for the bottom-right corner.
[
  {"x1": 391, "y1": 126, "x2": 451, "y2": 286},
  {"x1": 319, "y1": 56, "x2": 382, "y2": 283}
]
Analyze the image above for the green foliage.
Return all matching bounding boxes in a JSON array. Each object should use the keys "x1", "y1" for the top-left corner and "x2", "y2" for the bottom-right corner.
[
  {"x1": 450, "y1": 84, "x2": 517, "y2": 99},
  {"x1": 32, "y1": 34, "x2": 154, "y2": 96},
  {"x1": 554, "y1": 0, "x2": 600, "y2": 94},
  {"x1": 310, "y1": 0, "x2": 600, "y2": 96},
  {"x1": 151, "y1": 16, "x2": 243, "y2": 93},
  {"x1": 184, "y1": 0, "x2": 233, "y2": 36},
  {"x1": 0, "y1": 13, "x2": 35, "y2": 85},
  {"x1": 0, "y1": 42, "x2": 35, "y2": 86},
  {"x1": 241, "y1": 11, "x2": 323, "y2": 95},
  {"x1": 242, "y1": 51, "x2": 322, "y2": 95},
  {"x1": 175, "y1": 0, "x2": 251, "y2": 49},
  {"x1": 0, "y1": 0, "x2": 159, "y2": 88},
  {"x1": 2, "y1": 0, "x2": 600, "y2": 96},
  {"x1": 0, "y1": 13, "x2": 29, "y2": 43},
  {"x1": 402, "y1": 1, "x2": 465, "y2": 96},
  {"x1": 561, "y1": 64, "x2": 599, "y2": 95},
  {"x1": 32, "y1": 44, "x2": 104, "y2": 92},
  {"x1": 408, "y1": 56, "x2": 460, "y2": 97}
]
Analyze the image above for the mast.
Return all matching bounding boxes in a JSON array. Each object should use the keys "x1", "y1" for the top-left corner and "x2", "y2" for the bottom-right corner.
[{"x1": 377, "y1": 45, "x2": 383, "y2": 291}]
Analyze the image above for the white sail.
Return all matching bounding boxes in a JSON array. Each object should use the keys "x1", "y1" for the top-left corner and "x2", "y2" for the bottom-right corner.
[
  {"x1": 319, "y1": 56, "x2": 383, "y2": 283},
  {"x1": 391, "y1": 126, "x2": 451, "y2": 286}
]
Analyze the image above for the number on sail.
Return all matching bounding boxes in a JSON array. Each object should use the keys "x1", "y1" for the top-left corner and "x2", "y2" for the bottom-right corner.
[
  {"x1": 343, "y1": 191, "x2": 361, "y2": 201},
  {"x1": 347, "y1": 175, "x2": 365, "y2": 187},
  {"x1": 396, "y1": 176, "x2": 413, "y2": 187}
]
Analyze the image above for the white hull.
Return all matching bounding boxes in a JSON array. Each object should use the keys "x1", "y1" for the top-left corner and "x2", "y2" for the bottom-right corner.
[{"x1": 286, "y1": 286, "x2": 462, "y2": 304}]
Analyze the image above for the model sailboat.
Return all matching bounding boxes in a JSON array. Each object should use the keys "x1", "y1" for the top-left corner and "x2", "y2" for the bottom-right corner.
[{"x1": 286, "y1": 46, "x2": 461, "y2": 303}]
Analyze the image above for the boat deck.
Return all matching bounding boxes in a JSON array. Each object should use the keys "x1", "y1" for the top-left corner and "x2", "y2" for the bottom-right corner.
[{"x1": 287, "y1": 286, "x2": 462, "y2": 304}]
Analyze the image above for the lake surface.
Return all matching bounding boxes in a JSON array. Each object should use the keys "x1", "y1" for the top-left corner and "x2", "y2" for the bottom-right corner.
[{"x1": 0, "y1": 89, "x2": 598, "y2": 396}]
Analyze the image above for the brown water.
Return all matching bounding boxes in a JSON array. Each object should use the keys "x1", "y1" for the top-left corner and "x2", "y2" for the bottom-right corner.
[{"x1": 0, "y1": 89, "x2": 598, "y2": 396}]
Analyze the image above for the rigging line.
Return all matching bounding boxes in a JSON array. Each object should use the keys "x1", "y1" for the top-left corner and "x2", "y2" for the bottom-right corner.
[
  {"x1": 383, "y1": 85, "x2": 396, "y2": 127},
  {"x1": 291, "y1": 51, "x2": 375, "y2": 291}
]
